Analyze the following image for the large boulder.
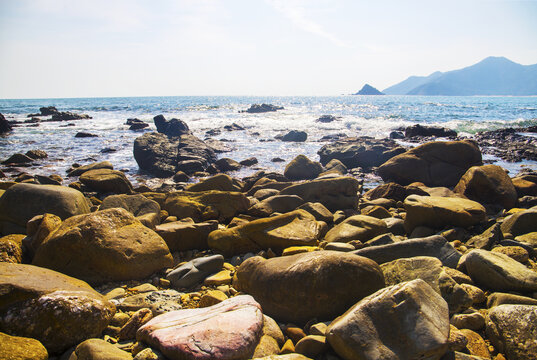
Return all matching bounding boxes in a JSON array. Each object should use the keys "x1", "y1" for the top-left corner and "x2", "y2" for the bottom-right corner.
[
  {"x1": 279, "y1": 177, "x2": 360, "y2": 212},
  {"x1": 404, "y1": 124, "x2": 457, "y2": 138},
  {"x1": 133, "y1": 132, "x2": 179, "y2": 177},
  {"x1": 0, "y1": 183, "x2": 90, "y2": 235},
  {"x1": 500, "y1": 207, "x2": 537, "y2": 237},
  {"x1": 185, "y1": 174, "x2": 242, "y2": 192},
  {"x1": 377, "y1": 140, "x2": 482, "y2": 187},
  {"x1": 137, "y1": 295, "x2": 264, "y2": 360},
  {"x1": 381, "y1": 256, "x2": 472, "y2": 313},
  {"x1": 100, "y1": 194, "x2": 161, "y2": 229},
  {"x1": 79, "y1": 169, "x2": 133, "y2": 194},
  {"x1": 163, "y1": 191, "x2": 250, "y2": 222},
  {"x1": 326, "y1": 279, "x2": 450, "y2": 360},
  {"x1": 317, "y1": 137, "x2": 405, "y2": 169},
  {"x1": 352, "y1": 235, "x2": 461, "y2": 268},
  {"x1": 156, "y1": 219, "x2": 218, "y2": 252},
  {"x1": 153, "y1": 115, "x2": 191, "y2": 137},
  {"x1": 324, "y1": 215, "x2": 388, "y2": 243},
  {"x1": 247, "y1": 195, "x2": 304, "y2": 217},
  {"x1": 0, "y1": 263, "x2": 115, "y2": 354},
  {"x1": 463, "y1": 249, "x2": 537, "y2": 292},
  {"x1": 280, "y1": 130, "x2": 307, "y2": 142},
  {"x1": 68, "y1": 161, "x2": 114, "y2": 177},
  {"x1": 208, "y1": 210, "x2": 325, "y2": 256},
  {"x1": 404, "y1": 195, "x2": 486, "y2": 233},
  {"x1": 454, "y1": 165, "x2": 517, "y2": 209},
  {"x1": 284, "y1": 155, "x2": 323, "y2": 180},
  {"x1": 0, "y1": 332, "x2": 48, "y2": 360},
  {"x1": 486, "y1": 305, "x2": 537, "y2": 360},
  {"x1": 32, "y1": 208, "x2": 173, "y2": 284},
  {"x1": 233, "y1": 251, "x2": 384, "y2": 324}
]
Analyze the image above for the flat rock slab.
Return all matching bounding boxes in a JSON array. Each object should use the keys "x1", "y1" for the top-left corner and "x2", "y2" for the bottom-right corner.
[
  {"x1": 327, "y1": 279, "x2": 450, "y2": 360},
  {"x1": 137, "y1": 295, "x2": 263, "y2": 360},
  {"x1": 166, "y1": 254, "x2": 224, "y2": 289}
]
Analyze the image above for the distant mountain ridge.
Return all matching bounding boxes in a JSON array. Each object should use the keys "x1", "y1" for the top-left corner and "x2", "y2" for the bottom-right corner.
[{"x1": 383, "y1": 57, "x2": 537, "y2": 96}]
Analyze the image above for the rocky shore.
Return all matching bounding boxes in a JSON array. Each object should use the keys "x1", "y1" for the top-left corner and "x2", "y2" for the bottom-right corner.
[{"x1": 1, "y1": 111, "x2": 537, "y2": 360}]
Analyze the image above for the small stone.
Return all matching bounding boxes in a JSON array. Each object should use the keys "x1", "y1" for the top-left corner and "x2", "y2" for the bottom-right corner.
[
  {"x1": 198, "y1": 289, "x2": 228, "y2": 307},
  {"x1": 110, "y1": 312, "x2": 131, "y2": 327},
  {"x1": 450, "y1": 311, "x2": 486, "y2": 331},
  {"x1": 129, "y1": 283, "x2": 158, "y2": 294},
  {"x1": 309, "y1": 322, "x2": 328, "y2": 336},
  {"x1": 460, "y1": 284, "x2": 486, "y2": 305},
  {"x1": 106, "y1": 287, "x2": 127, "y2": 300},
  {"x1": 285, "y1": 326, "x2": 307, "y2": 344},
  {"x1": 203, "y1": 270, "x2": 232, "y2": 286}
]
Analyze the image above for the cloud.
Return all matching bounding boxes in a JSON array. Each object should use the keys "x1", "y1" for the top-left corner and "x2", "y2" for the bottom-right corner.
[{"x1": 266, "y1": 0, "x2": 350, "y2": 48}]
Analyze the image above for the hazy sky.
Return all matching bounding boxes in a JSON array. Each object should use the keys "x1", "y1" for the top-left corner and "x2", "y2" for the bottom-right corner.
[{"x1": 1, "y1": 0, "x2": 536, "y2": 98}]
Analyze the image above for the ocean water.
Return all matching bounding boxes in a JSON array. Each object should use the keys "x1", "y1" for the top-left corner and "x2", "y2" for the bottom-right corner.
[{"x1": 1, "y1": 95, "x2": 536, "y2": 187}]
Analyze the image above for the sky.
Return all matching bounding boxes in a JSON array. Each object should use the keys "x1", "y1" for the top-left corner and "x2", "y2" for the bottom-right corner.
[{"x1": 0, "y1": 0, "x2": 536, "y2": 98}]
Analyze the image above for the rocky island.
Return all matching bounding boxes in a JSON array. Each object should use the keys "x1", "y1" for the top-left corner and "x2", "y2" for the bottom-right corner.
[{"x1": 1, "y1": 113, "x2": 537, "y2": 360}]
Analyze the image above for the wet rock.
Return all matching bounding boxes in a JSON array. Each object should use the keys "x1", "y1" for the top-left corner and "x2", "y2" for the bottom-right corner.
[
  {"x1": 241, "y1": 104, "x2": 284, "y2": 113},
  {"x1": 404, "y1": 195, "x2": 486, "y2": 233},
  {"x1": 0, "y1": 332, "x2": 48, "y2": 360},
  {"x1": 234, "y1": 251, "x2": 384, "y2": 324},
  {"x1": 100, "y1": 194, "x2": 161, "y2": 229},
  {"x1": 1, "y1": 153, "x2": 34, "y2": 164},
  {"x1": 32, "y1": 208, "x2": 173, "y2": 284},
  {"x1": 25, "y1": 149, "x2": 48, "y2": 159},
  {"x1": 166, "y1": 254, "x2": 224, "y2": 289},
  {"x1": 79, "y1": 169, "x2": 133, "y2": 194},
  {"x1": 486, "y1": 304, "x2": 537, "y2": 360},
  {"x1": 156, "y1": 219, "x2": 217, "y2": 251},
  {"x1": 318, "y1": 137, "x2": 405, "y2": 169},
  {"x1": 279, "y1": 130, "x2": 307, "y2": 142},
  {"x1": 130, "y1": 122, "x2": 149, "y2": 130},
  {"x1": 454, "y1": 165, "x2": 517, "y2": 209},
  {"x1": 326, "y1": 279, "x2": 450, "y2": 360},
  {"x1": 353, "y1": 235, "x2": 461, "y2": 268},
  {"x1": 0, "y1": 113, "x2": 13, "y2": 134},
  {"x1": 284, "y1": 155, "x2": 323, "y2": 180},
  {"x1": 0, "y1": 263, "x2": 115, "y2": 354},
  {"x1": 215, "y1": 158, "x2": 241, "y2": 172},
  {"x1": 279, "y1": 177, "x2": 360, "y2": 212},
  {"x1": 404, "y1": 124, "x2": 457, "y2": 138},
  {"x1": 324, "y1": 215, "x2": 387, "y2": 243},
  {"x1": 133, "y1": 133, "x2": 179, "y2": 177},
  {"x1": 0, "y1": 183, "x2": 90, "y2": 235},
  {"x1": 224, "y1": 122, "x2": 245, "y2": 131},
  {"x1": 67, "y1": 161, "x2": 114, "y2": 177},
  {"x1": 240, "y1": 157, "x2": 258, "y2": 166},
  {"x1": 208, "y1": 210, "x2": 324, "y2": 256},
  {"x1": 153, "y1": 115, "x2": 191, "y2": 137},
  {"x1": 463, "y1": 249, "x2": 537, "y2": 292},
  {"x1": 51, "y1": 111, "x2": 91, "y2": 121},
  {"x1": 70, "y1": 338, "x2": 133, "y2": 359},
  {"x1": 75, "y1": 131, "x2": 98, "y2": 138},
  {"x1": 137, "y1": 295, "x2": 263, "y2": 360},
  {"x1": 377, "y1": 140, "x2": 482, "y2": 187},
  {"x1": 316, "y1": 115, "x2": 340, "y2": 123},
  {"x1": 381, "y1": 256, "x2": 472, "y2": 313}
]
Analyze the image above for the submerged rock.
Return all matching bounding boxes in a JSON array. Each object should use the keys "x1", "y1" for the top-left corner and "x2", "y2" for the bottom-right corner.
[{"x1": 404, "y1": 124, "x2": 457, "y2": 138}]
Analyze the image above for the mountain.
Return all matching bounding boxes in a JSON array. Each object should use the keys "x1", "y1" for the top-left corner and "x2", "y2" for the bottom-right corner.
[
  {"x1": 383, "y1": 57, "x2": 537, "y2": 96},
  {"x1": 354, "y1": 84, "x2": 384, "y2": 95}
]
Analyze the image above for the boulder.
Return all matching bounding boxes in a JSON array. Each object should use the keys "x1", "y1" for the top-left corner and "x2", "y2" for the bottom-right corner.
[
  {"x1": 317, "y1": 137, "x2": 405, "y2": 169},
  {"x1": 79, "y1": 169, "x2": 133, "y2": 194},
  {"x1": 67, "y1": 161, "x2": 114, "y2": 177},
  {"x1": 283, "y1": 155, "x2": 322, "y2": 180},
  {"x1": 208, "y1": 210, "x2": 324, "y2": 256},
  {"x1": 0, "y1": 113, "x2": 12, "y2": 134},
  {"x1": 381, "y1": 256, "x2": 472, "y2": 313},
  {"x1": 377, "y1": 140, "x2": 482, "y2": 187},
  {"x1": 133, "y1": 132, "x2": 179, "y2": 177},
  {"x1": 0, "y1": 263, "x2": 115, "y2": 354},
  {"x1": 70, "y1": 338, "x2": 133, "y2": 359},
  {"x1": 0, "y1": 332, "x2": 48, "y2": 360},
  {"x1": 51, "y1": 111, "x2": 91, "y2": 121},
  {"x1": 297, "y1": 202, "x2": 333, "y2": 223},
  {"x1": 363, "y1": 182, "x2": 428, "y2": 202},
  {"x1": 156, "y1": 219, "x2": 218, "y2": 252},
  {"x1": 500, "y1": 207, "x2": 537, "y2": 237},
  {"x1": 117, "y1": 289, "x2": 182, "y2": 315},
  {"x1": 404, "y1": 124, "x2": 457, "y2": 138},
  {"x1": 404, "y1": 195, "x2": 486, "y2": 233},
  {"x1": 323, "y1": 159, "x2": 347, "y2": 175},
  {"x1": 324, "y1": 215, "x2": 388, "y2": 243},
  {"x1": 100, "y1": 194, "x2": 161, "y2": 229},
  {"x1": 454, "y1": 165, "x2": 517, "y2": 209},
  {"x1": 463, "y1": 249, "x2": 537, "y2": 292},
  {"x1": 247, "y1": 195, "x2": 304, "y2": 217},
  {"x1": 153, "y1": 115, "x2": 191, "y2": 137},
  {"x1": 512, "y1": 174, "x2": 537, "y2": 197},
  {"x1": 166, "y1": 254, "x2": 224, "y2": 289},
  {"x1": 241, "y1": 104, "x2": 283, "y2": 113},
  {"x1": 32, "y1": 208, "x2": 173, "y2": 284},
  {"x1": 1, "y1": 153, "x2": 34, "y2": 164},
  {"x1": 326, "y1": 279, "x2": 450, "y2": 360},
  {"x1": 279, "y1": 177, "x2": 360, "y2": 212},
  {"x1": 186, "y1": 174, "x2": 242, "y2": 192},
  {"x1": 137, "y1": 295, "x2": 263, "y2": 360},
  {"x1": 487, "y1": 292, "x2": 537, "y2": 308},
  {"x1": 352, "y1": 235, "x2": 461, "y2": 268},
  {"x1": 316, "y1": 115, "x2": 339, "y2": 123},
  {"x1": 233, "y1": 251, "x2": 384, "y2": 324},
  {"x1": 163, "y1": 191, "x2": 250, "y2": 222},
  {"x1": 0, "y1": 183, "x2": 90, "y2": 235},
  {"x1": 280, "y1": 130, "x2": 307, "y2": 142},
  {"x1": 486, "y1": 305, "x2": 537, "y2": 360},
  {"x1": 0, "y1": 234, "x2": 25, "y2": 263}
]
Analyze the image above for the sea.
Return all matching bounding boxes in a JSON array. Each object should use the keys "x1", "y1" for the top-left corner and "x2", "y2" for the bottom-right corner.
[{"x1": 1, "y1": 95, "x2": 537, "y2": 189}]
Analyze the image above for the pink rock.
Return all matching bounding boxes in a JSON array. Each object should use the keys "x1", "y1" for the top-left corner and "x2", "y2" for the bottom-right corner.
[{"x1": 137, "y1": 295, "x2": 263, "y2": 360}]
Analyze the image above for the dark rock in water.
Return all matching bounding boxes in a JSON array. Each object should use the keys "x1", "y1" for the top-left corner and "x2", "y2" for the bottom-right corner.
[
  {"x1": 405, "y1": 124, "x2": 457, "y2": 138},
  {"x1": 126, "y1": 118, "x2": 143, "y2": 125},
  {"x1": 51, "y1": 112, "x2": 91, "y2": 121},
  {"x1": 2, "y1": 153, "x2": 34, "y2": 165},
  {"x1": 224, "y1": 123, "x2": 245, "y2": 131},
  {"x1": 475, "y1": 126, "x2": 537, "y2": 162},
  {"x1": 25, "y1": 150, "x2": 48, "y2": 159},
  {"x1": 240, "y1": 157, "x2": 258, "y2": 166},
  {"x1": 204, "y1": 138, "x2": 233, "y2": 153},
  {"x1": 100, "y1": 147, "x2": 117, "y2": 153},
  {"x1": 67, "y1": 161, "x2": 114, "y2": 177},
  {"x1": 127, "y1": 118, "x2": 149, "y2": 130},
  {"x1": 318, "y1": 137, "x2": 405, "y2": 169},
  {"x1": 206, "y1": 128, "x2": 221, "y2": 136},
  {"x1": 353, "y1": 84, "x2": 385, "y2": 95},
  {"x1": 134, "y1": 133, "x2": 179, "y2": 177},
  {"x1": 278, "y1": 130, "x2": 307, "y2": 142},
  {"x1": 35, "y1": 174, "x2": 61, "y2": 186},
  {"x1": 389, "y1": 131, "x2": 405, "y2": 139},
  {"x1": 320, "y1": 133, "x2": 348, "y2": 141},
  {"x1": 215, "y1": 158, "x2": 241, "y2": 172},
  {"x1": 316, "y1": 115, "x2": 340, "y2": 123},
  {"x1": 39, "y1": 106, "x2": 58, "y2": 115},
  {"x1": 240, "y1": 104, "x2": 284, "y2": 113},
  {"x1": 75, "y1": 132, "x2": 98, "y2": 138},
  {"x1": 176, "y1": 160, "x2": 205, "y2": 175},
  {"x1": 272, "y1": 157, "x2": 285, "y2": 162},
  {"x1": 0, "y1": 113, "x2": 13, "y2": 134},
  {"x1": 153, "y1": 115, "x2": 191, "y2": 137}
]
